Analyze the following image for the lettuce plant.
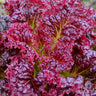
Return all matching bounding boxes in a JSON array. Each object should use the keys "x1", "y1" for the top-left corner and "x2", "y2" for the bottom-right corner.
[{"x1": 0, "y1": 0, "x2": 96, "y2": 96}]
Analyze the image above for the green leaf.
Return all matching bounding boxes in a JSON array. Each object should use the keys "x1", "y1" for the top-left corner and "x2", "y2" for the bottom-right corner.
[
  {"x1": 94, "y1": 25, "x2": 96, "y2": 31},
  {"x1": 30, "y1": 15, "x2": 37, "y2": 31},
  {"x1": 60, "y1": 69, "x2": 77, "y2": 78},
  {"x1": 34, "y1": 60, "x2": 41, "y2": 77},
  {"x1": 0, "y1": 0, "x2": 5, "y2": 4},
  {"x1": 0, "y1": 68, "x2": 5, "y2": 79},
  {"x1": 60, "y1": 69, "x2": 70, "y2": 78}
]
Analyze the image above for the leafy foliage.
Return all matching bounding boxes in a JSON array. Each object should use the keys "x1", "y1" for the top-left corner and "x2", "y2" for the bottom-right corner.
[{"x1": 0, "y1": 0, "x2": 96, "y2": 96}]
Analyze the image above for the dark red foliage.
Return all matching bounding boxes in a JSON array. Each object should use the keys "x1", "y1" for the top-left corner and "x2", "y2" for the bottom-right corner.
[
  {"x1": 0, "y1": 41, "x2": 21, "y2": 70},
  {"x1": 72, "y1": 36, "x2": 96, "y2": 76},
  {"x1": 4, "y1": 0, "x2": 50, "y2": 29},
  {"x1": 85, "y1": 31, "x2": 96, "y2": 47},
  {"x1": 0, "y1": 79, "x2": 9, "y2": 96},
  {"x1": 2, "y1": 23, "x2": 35, "y2": 44},
  {"x1": 34, "y1": 70, "x2": 57, "y2": 96},
  {"x1": 40, "y1": 58, "x2": 71, "y2": 73},
  {"x1": 35, "y1": 73, "x2": 96, "y2": 96},
  {"x1": 0, "y1": 0, "x2": 96, "y2": 96},
  {"x1": 3, "y1": 0, "x2": 20, "y2": 16},
  {"x1": 0, "y1": 40, "x2": 39, "y2": 96},
  {"x1": 37, "y1": 0, "x2": 95, "y2": 48},
  {"x1": 3, "y1": 41, "x2": 39, "y2": 65},
  {"x1": 40, "y1": 43, "x2": 74, "y2": 73},
  {"x1": 5, "y1": 55, "x2": 37, "y2": 96},
  {"x1": 56, "y1": 75, "x2": 86, "y2": 96},
  {"x1": 52, "y1": 42, "x2": 74, "y2": 64}
]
